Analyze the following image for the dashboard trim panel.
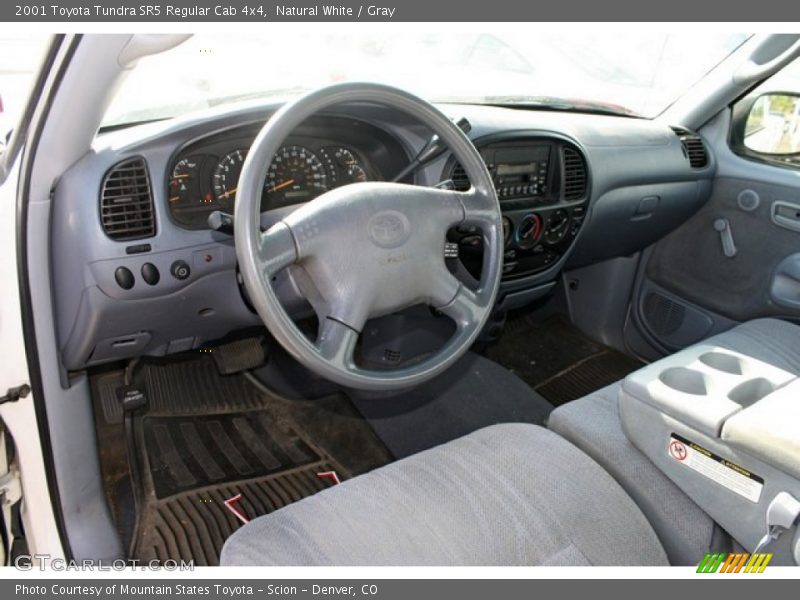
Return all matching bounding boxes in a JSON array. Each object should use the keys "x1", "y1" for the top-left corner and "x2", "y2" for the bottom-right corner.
[{"x1": 50, "y1": 101, "x2": 715, "y2": 370}]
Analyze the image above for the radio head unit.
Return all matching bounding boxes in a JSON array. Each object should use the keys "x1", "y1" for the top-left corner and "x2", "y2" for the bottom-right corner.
[{"x1": 486, "y1": 145, "x2": 550, "y2": 200}]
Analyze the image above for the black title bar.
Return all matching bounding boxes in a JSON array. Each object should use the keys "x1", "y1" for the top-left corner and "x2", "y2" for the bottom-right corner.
[{"x1": 3, "y1": 0, "x2": 800, "y2": 21}]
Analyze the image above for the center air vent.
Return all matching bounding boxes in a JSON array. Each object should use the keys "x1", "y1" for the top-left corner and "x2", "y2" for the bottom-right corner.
[
  {"x1": 672, "y1": 127, "x2": 709, "y2": 169},
  {"x1": 562, "y1": 147, "x2": 587, "y2": 200},
  {"x1": 100, "y1": 157, "x2": 155, "y2": 241}
]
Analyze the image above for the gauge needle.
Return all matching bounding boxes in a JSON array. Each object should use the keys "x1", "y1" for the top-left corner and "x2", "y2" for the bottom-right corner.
[
  {"x1": 172, "y1": 174, "x2": 190, "y2": 179},
  {"x1": 269, "y1": 179, "x2": 295, "y2": 192},
  {"x1": 220, "y1": 187, "x2": 238, "y2": 199},
  {"x1": 168, "y1": 196, "x2": 180, "y2": 203}
]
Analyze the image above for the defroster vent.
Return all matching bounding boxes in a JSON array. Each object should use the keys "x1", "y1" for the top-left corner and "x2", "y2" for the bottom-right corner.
[{"x1": 100, "y1": 157, "x2": 155, "y2": 240}]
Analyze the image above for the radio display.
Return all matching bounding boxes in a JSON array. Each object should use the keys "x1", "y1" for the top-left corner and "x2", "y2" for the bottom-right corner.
[{"x1": 497, "y1": 163, "x2": 537, "y2": 176}]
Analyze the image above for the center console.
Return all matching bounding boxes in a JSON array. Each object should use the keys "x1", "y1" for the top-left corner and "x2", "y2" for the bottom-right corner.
[
  {"x1": 444, "y1": 137, "x2": 589, "y2": 281},
  {"x1": 619, "y1": 345, "x2": 800, "y2": 564}
]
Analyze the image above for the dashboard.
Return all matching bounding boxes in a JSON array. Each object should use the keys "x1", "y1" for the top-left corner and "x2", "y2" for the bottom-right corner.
[
  {"x1": 165, "y1": 118, "x2": 408, "y2": 229},
  {"x1": 51, "y1": 100, "x2": 715, "y2": 371}
]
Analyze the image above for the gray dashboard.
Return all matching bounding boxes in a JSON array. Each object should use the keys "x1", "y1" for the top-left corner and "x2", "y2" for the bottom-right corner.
[{"x1": 51, "y1": 99, "x2": 715, "y2": 371}]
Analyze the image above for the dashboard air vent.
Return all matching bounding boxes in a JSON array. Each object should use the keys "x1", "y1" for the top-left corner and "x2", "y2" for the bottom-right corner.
[
  {"x1": 562, "y1": 147, "x2": 587, "y2": 200},
  {"x1": 672, "y1": 127, "x2": 708, "y2": 169},
  {"x1": 449, "y1": 162, "x2": 471, "y2": 192},
  {"x1": 100, "y1": 157, "x2": 155, "y2": 240}
]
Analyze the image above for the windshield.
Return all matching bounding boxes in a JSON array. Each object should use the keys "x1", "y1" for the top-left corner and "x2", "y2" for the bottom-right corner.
[{"x1": 103, "y1": 31, "x2": 750, "y2": 127}]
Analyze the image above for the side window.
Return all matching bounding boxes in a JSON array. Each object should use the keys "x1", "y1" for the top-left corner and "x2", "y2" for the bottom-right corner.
[{"x1": 731, "y1": 56, "x2": 800, "y2": 168}]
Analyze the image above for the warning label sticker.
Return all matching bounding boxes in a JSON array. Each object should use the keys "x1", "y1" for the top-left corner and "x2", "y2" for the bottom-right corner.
[{"x1": 668, "y1": 433, "x2": 764, "y2": 503}]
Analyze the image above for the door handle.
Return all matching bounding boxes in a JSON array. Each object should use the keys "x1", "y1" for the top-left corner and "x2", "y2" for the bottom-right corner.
[{"x1": 771, "y1": 201, "x2": 800, "y2": 233}]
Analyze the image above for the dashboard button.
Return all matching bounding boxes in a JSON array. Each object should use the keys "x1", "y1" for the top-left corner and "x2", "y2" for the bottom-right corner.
[
  {"x1": 141, "y1": 262, "x2": 160, "y2": 285},
  {"x1": 170, "y1": 260, "x2": 191, "y2": 280},
  {"x1": 114, "y1": 266, "x2": 134, "y2": 290}
]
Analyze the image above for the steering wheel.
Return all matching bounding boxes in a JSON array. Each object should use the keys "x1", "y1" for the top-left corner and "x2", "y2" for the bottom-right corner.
[{"x1": 234, "y1": 83, "x2": 502, "y2": 391}]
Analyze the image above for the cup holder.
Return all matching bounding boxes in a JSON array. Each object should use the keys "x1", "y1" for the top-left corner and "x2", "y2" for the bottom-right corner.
[
  {"x1": 659, "y1": 367, "x2": 709, "y2": 395},
  {"x1": 699, "y1": 351, "x2": 744, "y2": 375},
  {"x1": 728, "y1": 378, "x2": 775, "y2": 407}
]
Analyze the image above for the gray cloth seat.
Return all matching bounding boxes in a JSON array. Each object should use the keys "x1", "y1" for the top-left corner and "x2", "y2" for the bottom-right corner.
[
  {"x1": 704, "y1": 317, "x2": 800, "y2": 375},
  {"x1": 221, "y1": 423, "x2": 668, "y2": 566},
  {"x1": 548, "y1": 317, "x2": 800, "y2": 565},
  {"x1": 548, "y1": 382, "x2": 717, "y2": 565}
]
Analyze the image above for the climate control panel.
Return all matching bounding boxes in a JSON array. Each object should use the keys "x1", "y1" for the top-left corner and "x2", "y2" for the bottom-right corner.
[{"x1": 501, "y1": 204, "x2": 586, "y2": 278}]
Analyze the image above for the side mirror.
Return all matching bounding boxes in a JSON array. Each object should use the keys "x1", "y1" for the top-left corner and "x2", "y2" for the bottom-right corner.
[{"x1": 743, "y1": 92, "x2": 800, "y2": 155}]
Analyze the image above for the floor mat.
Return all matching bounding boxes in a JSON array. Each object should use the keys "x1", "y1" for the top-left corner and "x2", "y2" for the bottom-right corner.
[
  {"x1": 347, "y1": 351, "x2": 553, "y2": 459},
  {"x1": 136, "y1": 462, "x2": 341, "y2": 565},
  {"x1": 92, "y1": 353, "x2": 392, "y2": 566},
  {"x1": 142, "y1": 411, "x2": 323, "y2": 499},
  {"x1": 484, "y1": 316, "x2": 644, "y2": 406}
]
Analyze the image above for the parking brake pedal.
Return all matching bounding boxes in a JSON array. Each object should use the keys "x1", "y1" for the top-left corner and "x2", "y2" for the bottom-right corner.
[{"x1": 211, "y1": 338, "x2": 266, "y2": 375}]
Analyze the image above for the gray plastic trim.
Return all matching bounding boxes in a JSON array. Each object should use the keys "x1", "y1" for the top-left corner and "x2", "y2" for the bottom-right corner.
[
  {"x1": 622, "y1": 344, "x2": 795, "y2": 438},
  {"x1": 620, "y1": 395, "x2": 800, "y2": 563}
]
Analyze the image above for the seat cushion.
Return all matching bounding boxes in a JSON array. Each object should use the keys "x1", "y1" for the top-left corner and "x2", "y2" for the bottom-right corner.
[
  {"x1": 704, "y1": 318, "x2": 800, "y2": 375},
  {"x1": 548, "y1": 383, "x2": 716, "y2": 565},
  {"x1": 221, "y1": 423, "x2": 667, "y2": 566}
]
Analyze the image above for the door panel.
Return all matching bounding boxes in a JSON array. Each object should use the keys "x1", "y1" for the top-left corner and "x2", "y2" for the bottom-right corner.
[
  {"x1": 645, "y1": 176, "x2": 800, "y2": 322},
  {"x1": 630, "y1": 107, "x2": 800, "y2": 354}
]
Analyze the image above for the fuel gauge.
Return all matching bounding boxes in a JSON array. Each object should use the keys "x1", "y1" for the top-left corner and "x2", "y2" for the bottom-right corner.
[
  {"x1": 333, "y1": 147, "x2": 369, "y2": 184},
  {"x1": 168, "y1": 156, "x2": 202, "y2": 208},
  {"x1": 346, "y1": 163, "x2": 368, "y2": 183}
]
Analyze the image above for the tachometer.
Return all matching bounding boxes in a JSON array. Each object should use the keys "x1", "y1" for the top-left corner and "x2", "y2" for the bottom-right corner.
[
  {"x1": 212, "y1": 148, "x2": 247, "y2": 209},
  {"x1": 265, "y1": 145, "x2": 328, "y2": 207}
]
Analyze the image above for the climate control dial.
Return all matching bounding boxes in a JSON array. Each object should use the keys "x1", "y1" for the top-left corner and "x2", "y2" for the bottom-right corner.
[
  {"x1": 516, "y1": 214, "x2": 543, "y2": 250},
  {"x1": 544, "y1": 209, "x2": 570, "y2": 244}
]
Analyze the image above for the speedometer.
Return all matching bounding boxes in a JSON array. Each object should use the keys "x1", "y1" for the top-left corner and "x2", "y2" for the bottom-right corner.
[{"x1": 265, "y1": 145, "x2": 328, "y2": 207}]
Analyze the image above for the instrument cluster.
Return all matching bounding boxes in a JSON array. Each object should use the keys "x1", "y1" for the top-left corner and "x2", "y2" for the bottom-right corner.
[{"x1": 167, "y1": 125, "x2": 385, "y2": 229}]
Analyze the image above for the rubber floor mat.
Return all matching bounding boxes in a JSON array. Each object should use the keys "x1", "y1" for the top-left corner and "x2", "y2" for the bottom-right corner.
[
  {"x1": 484, "y1": 316, "x2": 644, "y2": 406},
  {"x1": 131, "y1": 405, "x2": 349, "y2": 564},
  {"x1": 534, "y1": 349, "x2": 644, "y2": 406},
  {"x1": 143, "y1": 411, "x2": 323, "y2": 498},
  {"x1": 113, "y1": 354, "x2": 391, "y2": 566},
  {"x1": 135, "y1": 461, "x2": 343, "y2": 565}
]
